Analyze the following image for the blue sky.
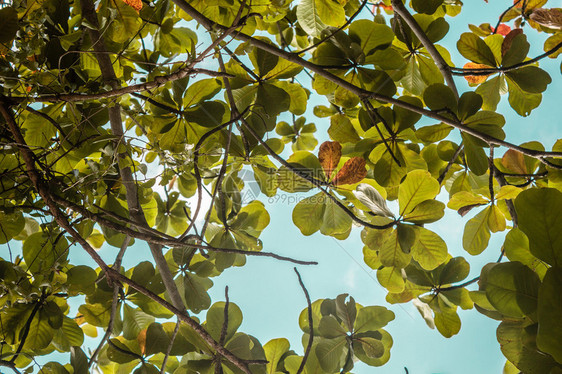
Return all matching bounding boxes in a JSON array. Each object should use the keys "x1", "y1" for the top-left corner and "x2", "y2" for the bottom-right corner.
[{"x1": 2, "y1": 1, "x2": 561, "y2": 373}]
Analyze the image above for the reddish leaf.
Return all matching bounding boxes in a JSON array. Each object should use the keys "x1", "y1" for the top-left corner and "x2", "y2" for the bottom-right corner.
[
  {"x1": 318, "y1": 141, "x2": 342, "y2": 181},
  {"x1": 493, "y1": 24, "x2": 512, "y2": 36},
  {"x1": 122, "y1": 0, "x2": 142, "y2": 11},
  {"x1": 332, "y1": 157, "x2": 367, "y2": 186},
  {"x1": 463, "y1": 62, "x2": 492, "y2": 85},
  {"x1": 501, "y1": 28, "x2": 523, "y2": 56},
  {"x1": 501, "y1": 150, "x2": 528, "y2": 174}
]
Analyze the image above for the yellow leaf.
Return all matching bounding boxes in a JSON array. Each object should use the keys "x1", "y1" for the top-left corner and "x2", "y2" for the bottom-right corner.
[{"x1": 501, "y1": 149, "x2": 527, "y2": 174}]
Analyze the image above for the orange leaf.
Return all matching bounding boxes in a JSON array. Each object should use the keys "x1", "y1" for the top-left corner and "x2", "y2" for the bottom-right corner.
[
  {"x1": 501, "y1": 150, "x2": 528, "y2": 174},
  {"x1": 318, "y1": 141, "x2": 342, "y2": 181},
  {"x1": 501, "y1": 28, "x2": 523, "y2": 56},
  {"x1": 463, "y1": 62, "x2": 492, "y2": 85},
  {"x1": 332, "y1": 157, "x2": 367, "y2": 186},
  {"x1": 122, "y1": 0, "x2": 142, "y2": 11},
  {"x1": 137, "y1": 328, "x2": 147, "y2": 355},
  {"x1": 493, "y1": 24, "x2": 512, "y2": 36}
]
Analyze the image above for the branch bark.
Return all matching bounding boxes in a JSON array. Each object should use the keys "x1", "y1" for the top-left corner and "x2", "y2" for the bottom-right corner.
[{"x1": 79, "y1": 0, "x2": 185, "y2": 311}]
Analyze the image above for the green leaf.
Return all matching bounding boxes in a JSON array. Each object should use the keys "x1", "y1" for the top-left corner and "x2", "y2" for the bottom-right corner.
[
  {"x1": 411, "y1": 227, "x2": 448, "y2": 271},
  {"x1": 506, "y1": 66, "x2": 552, "y2": 94},
  {"x1": 379, "y1": 229, "x2": 411, "y2": 268},
  {"x1": 0, "y1": 7, "x2": 18, "y2": 44},
  {"x1": 458, "y1": 91, "x2": 483, "y2": 120},
  {"x1": 537, "y1": 267, "x2": 562, "y2": 363},
  {"x1": 462, "y1": 134, "x2": 489, "y2": 176},
  {"x1": 123, "y1": 304, "x2": 155, "y2": 340},
  {"x1": 256, "y1": 83, "x2": 291, "y2": 116},
  {"x1": 462, "y1": 206, "x2": 491, "y2": 255},
  {"x1": 320, "y1": 196, "x2": 352, "y2": 237},
  {"x1": 354, "y1": 306, "x2": 395, "y2": 333},
  {"x1": 515, "y1": 188, "x2": 562, "y2": 267},
  {"x1": 180, "y1": 273, "x2": 213, "y2": 313},
  {"x1": 476, "y1": 75, "x2": 503, "y2": 111},
  {"x1": 506, "y1": 76, "x2": 542, "y2": 117},
  {"x1": 328, "y1": 114, "x2": 361, "y2": 143},
  {"x1": 356, "y1": 336, "x2": 384, "y2": 358},
  {"x1": 412, "y1": 0, "x2": 444, "y2": 14},
  {"x1": 70, "y1": 347, "x2": 88, "y2": 374},
  {"x1": 504, "y1": 228, "x2": 548, "y2": 279},
  {"x1": 485, "y1": 262, "x2": 541, "y2": 317},
  {"x1": 292, "y1": 192, "x2": 326, "y2": 236},
  {"x1": 423, "y1": 83, "x2": 457, "y2": 113},
  {"x1": 205, "y1": 301, "x2": 243, "y2": 342},
  {"x1": 315, "y1": 0, "x2": 345, "y2": 27},
  {"x1": 183, "y1": 79, "x2": 222, "y2": 108},
  {"x1": 318, "y1": 315, "x2": 347, "y2": 338},
  {"x1": 0, "y1": 211, "x2": 25, "y2": 244},
  {"x1": 264, "y1": 338, "x2": 290, "y2": 374},
  {"x1": 502, "y1": 34, "x2": 530, "y2": 67},
  {"x1": 434, "y1": 309, "x2": 461, "y2": 338},
  {"x1": 23, "y1": 232, "x2": 68, "y2": 274},
  {"x1": 439, "y1": 257, "x2": 470, "y2": 285},
  {"x1": 403, "y1": 199, "x2": 445, "y2": 224},
  {"x1": 315, "y1": 336, "x2": 347, "y2": 372},
  {"x1": 145, "y1": 323, "x2": 170, "y2": 355},
  {"x1": 184, "y1": 101, "x2": 227, "y2": 128},
  {"x1": 349, "y1": 20, "x2": 394, "y2": 56},
  {"x1": 457, "y1": 32, "x2": 497, "y2": 66},
  {"x1": 398, "y1": 170, "x2": 440, "y2": 215},
  {"x1": 296, "y1": 0, "x2": 326, "y2": 37},
  {"x1": 377, "y1": 267, "x2": 405, "y2": 293}
]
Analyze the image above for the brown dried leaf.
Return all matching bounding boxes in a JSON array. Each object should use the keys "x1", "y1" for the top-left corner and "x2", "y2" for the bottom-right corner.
[
  {"x1": 332, "y1": 157, "x2": 367, "y2": 186},
  {"x1": 501, "y1": 28, "x2": 523, "y2": 56},
  {"x1": 529, "y1": 8, "x2": 562, "y2": 30},
  {"x1": 318, "y1": 141, "x2": 342, "y2": 181},
  {"x1": 463, "y1": 62, "x2": 492, "y2": 85},
  {"x1": 501, "y1": 149, "x2": 528, "y2": 174},
  {"x1": 122, "y1": 0, "x2": 142, "y2": 11}
]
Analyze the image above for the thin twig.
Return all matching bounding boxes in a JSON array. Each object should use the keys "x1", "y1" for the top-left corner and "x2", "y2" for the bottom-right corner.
[
  {"x1": 451, "y1": 41, "x2": 562, "y2": 75},
  {"x1": 220, "y1": 286, "x2": 230, "y2": 345},
  {"x1": 294, "y1": 268, "x2": 313, "y2": 374},
  {"x1": 437, "y1": 143, "x2": 464, "y2": 184},
  {"x1": 88, "y1": 236, "x2": 130, "y2": 367},
  {"x1": 160, "y1": 319, "x2": 181, "y2": 374}
]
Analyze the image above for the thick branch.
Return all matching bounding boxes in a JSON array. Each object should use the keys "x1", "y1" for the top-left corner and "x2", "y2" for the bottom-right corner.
[
  {"x1": 79, "y1": 0, "x2": 185, "y2": 311},
  {"x1": 105, "y1": 267, "x2": 255, "y2": 374},
  {"x1": 11, "y1": 69, "x2": 230, "y2": 104}
]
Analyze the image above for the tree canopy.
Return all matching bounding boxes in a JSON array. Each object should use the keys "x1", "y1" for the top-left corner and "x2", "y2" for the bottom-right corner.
[{"x1": 1, "y1": 0, "x2": 562, "y2": 373}]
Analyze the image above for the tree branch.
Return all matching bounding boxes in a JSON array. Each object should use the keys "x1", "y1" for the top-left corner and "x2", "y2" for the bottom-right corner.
[
  {"x1": 294, "y1": 268, "x2": 313, "y2": 374},
  {"x1": 79, "y1": 0, "x2": 185, "y2": 311},
  {"x1": 391, "y1": 0, "x2": 459, "y2": 98}
]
